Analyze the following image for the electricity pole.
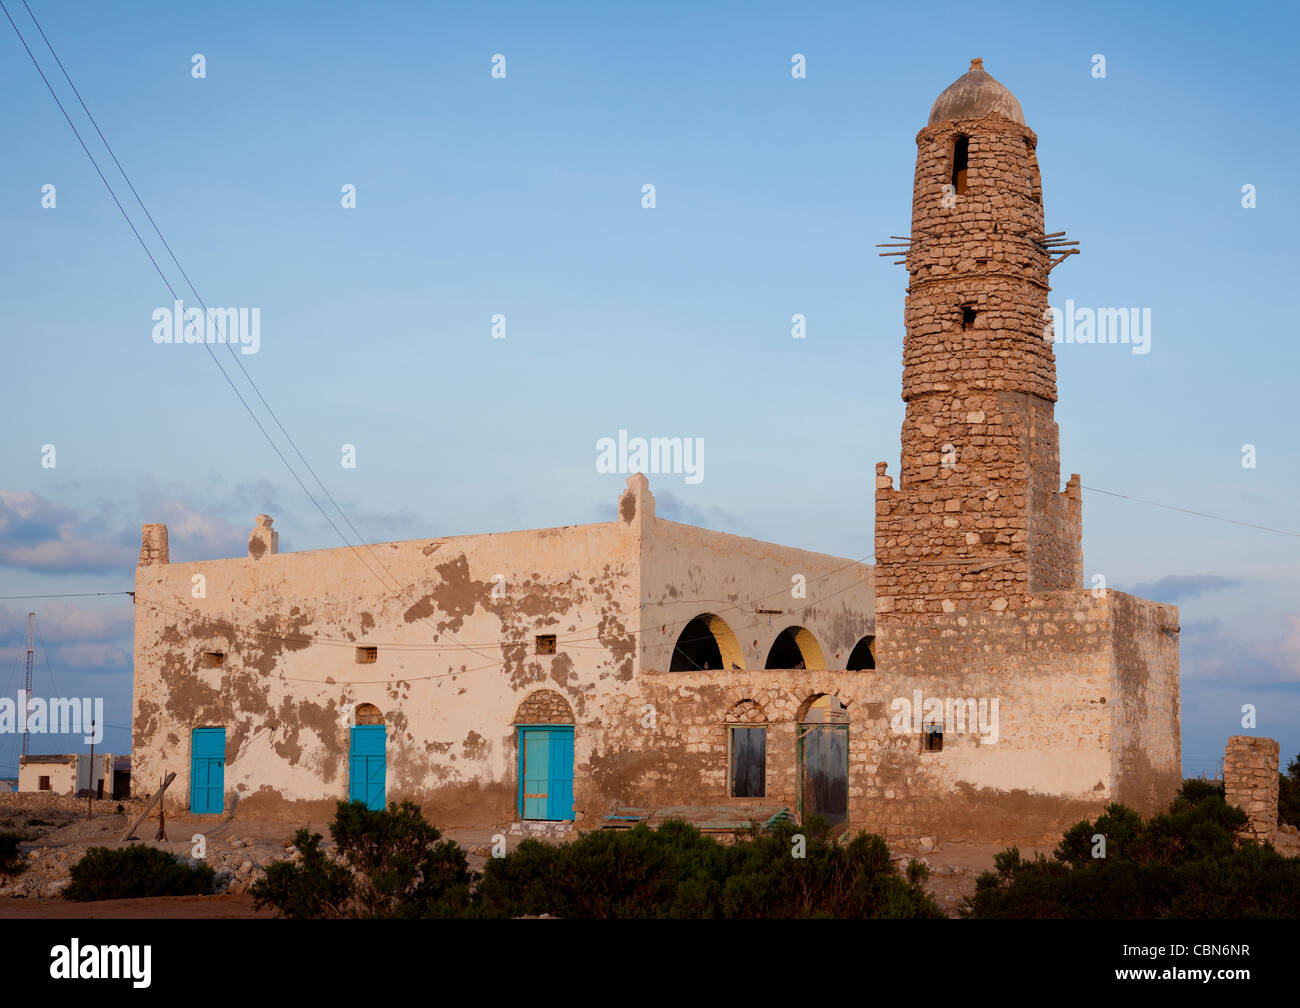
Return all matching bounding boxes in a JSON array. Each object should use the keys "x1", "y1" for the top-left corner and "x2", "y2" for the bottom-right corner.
[
  {"x1": 87, "y1": 719, "x2": 95, "y2": 817},
  {"x1": 22, "y1": 613, "x2": 34, "y2": 757}
]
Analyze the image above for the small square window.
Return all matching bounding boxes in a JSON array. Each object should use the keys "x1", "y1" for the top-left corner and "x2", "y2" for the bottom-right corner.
[
  {"x1": 356, "y1": 646, "x2": 378, "y2": 664},
  {"x1": 202, "y1": 651, "x2": 225, "y2": 669},
  {"x1": 535, "y1": 635, "x2": 557, "y2": 655},
  {"x1": 923, "y1": 723, "x2": 944, "y2": 752}
]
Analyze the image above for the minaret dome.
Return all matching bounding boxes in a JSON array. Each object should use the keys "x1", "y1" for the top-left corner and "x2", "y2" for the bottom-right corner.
[{"x1": 928, "y1": 58, "x2": 1025, "y2": 125}]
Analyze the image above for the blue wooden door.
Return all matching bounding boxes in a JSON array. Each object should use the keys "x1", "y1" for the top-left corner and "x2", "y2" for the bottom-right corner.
[
  {"x1": 190, "y1": 727, "x2": 225, "y2": 814},
  {"x1": 521, "y1": 729, "x2": 550, "y2": 819},
  {"x1": 349, "y1": 725, "x2": 387, "y2": 810},
  {"x1": 548, "y1": 729, "x2": 573, "y2": 820},
  {"x1": 518, "y1": 726, "x2": 574, "y2": 820}
]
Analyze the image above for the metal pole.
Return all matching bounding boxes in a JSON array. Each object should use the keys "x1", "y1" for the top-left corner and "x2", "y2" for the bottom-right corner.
[
  {"x1": 22, "y1": 613, "x2": 34, "y2": 757},
  {"x1": 87, "y1": 719, "x2": 95, "y2": 818}
]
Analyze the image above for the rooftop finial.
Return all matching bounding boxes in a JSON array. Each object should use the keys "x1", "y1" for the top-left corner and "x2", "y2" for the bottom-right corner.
[{"x1": 970, "y1": 57, "x2": 984, "y2": 71}]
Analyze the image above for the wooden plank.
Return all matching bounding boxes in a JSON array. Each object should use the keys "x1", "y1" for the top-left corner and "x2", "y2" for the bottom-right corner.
[
  {"x1": 601, "y1": 806, "x2": 651, "y2": 829},
  {"x1": 604, "y1": 804, "x2": 793, "y2": 831},
  {"x1": 121, "y1": 772, "x2": 176, "y2": 840}
]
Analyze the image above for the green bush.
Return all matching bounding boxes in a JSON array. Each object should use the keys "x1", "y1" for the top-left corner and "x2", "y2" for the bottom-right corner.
[
  {"x1": 963, "y1": 789, "x2": 1300, "y2": 919},
  {"x1": 251, "y1": 801, "x2": 472, "y2": 919},
  {"x1": 474, "y1": 817, "x2": 941, "y2": 919},
  {"x1": 250, "y1": 828, "x2": 351, "y2": 918},
  {"x1": 330, "y1": 800, "x2": 472, "y2": 917},
  {"x1": 64, "y1": 845, "x2": 214, "y2": 901},
  {"x1": 0, "y1": 832, "x2": 26, "y2": 878},
  {"x1": 258, "y1": 803, "x2": 938, "y2": 918},
  {"x1": 473, "y1": 817, "x2": 726, "y2": 918}
]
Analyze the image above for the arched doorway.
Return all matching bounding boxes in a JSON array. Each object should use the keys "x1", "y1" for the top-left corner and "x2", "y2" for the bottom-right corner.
[
  {"x1": 764, "y1": 626, "x2": 827, "y2": 670},
  {"x1": 349, "y1": 703, "x2": 386, "y2": 810},
  {"x1": 514, "y1": 690, "x2": 575, "y2": 821},
  {"x1": 670, "y1": 613, "x2": 744, "y2": 671},
  {"x1": 797, "y1": 694, "x2": 849, "y2": 833},
  {"x1": 725, "y1": 700, "x2": 768, "y2": 798}
]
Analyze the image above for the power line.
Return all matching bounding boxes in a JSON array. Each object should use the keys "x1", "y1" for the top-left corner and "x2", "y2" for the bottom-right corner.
[
  {"x1": 134, "y1": 571, "x2": 874, "y2": 687},
  {"x1": 1082, "y1": 485, "x2": 1300, "y2": 540},
  {"x1": 6, "y1": 6, "x2": 1297, "y2": 700},
  {"x1": 0, "y1": 591, "x2": 132, "y2": 601},
  {"x1": 33, "y1": 625, "x2": 58, "y2": 696},
  {"x1": 4, "y1": 1, "x2": 499, "y2": 661},
  {"x1": 0, "y1": 474, "x2": 1293, "y2": 670},
  {"x1": 131, "y1": 551, "x2": 872, "y2": 657},
  {"x1": 0, "y1": 4, "x2": 357, "y2": 573},
  {"x1": 21, "y1": 0, "x2": 426, "y2": 603},
  {"x1": 2, "y1": 545, "x2": 871, "y2": 649}
]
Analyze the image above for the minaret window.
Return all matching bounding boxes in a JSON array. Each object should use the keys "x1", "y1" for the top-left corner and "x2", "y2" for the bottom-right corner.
[
  {"x1": 952, "y1": 136, "x2": 969, "y2": 195},
  {"x1": 961, "y1": 306, "x2": 977, "y2": 330}
]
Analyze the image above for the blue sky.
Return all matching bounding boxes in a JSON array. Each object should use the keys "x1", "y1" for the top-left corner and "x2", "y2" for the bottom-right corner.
[{"x1": 1, "y1": 0, "x2": 1297, "y2": 780}]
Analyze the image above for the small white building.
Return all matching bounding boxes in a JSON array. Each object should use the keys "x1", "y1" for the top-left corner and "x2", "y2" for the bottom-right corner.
[{"x1": 18, "y1": 753, "x2": 114, "y2": 797}]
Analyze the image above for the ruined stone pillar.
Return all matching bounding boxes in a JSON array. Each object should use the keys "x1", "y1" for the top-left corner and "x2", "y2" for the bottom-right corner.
[
  {"x1": 139, "y1": 523, "x2": 169, "y2": 566},
  {"x1": 1223, "y1": 735, "x2": 1279, "y2": 839}
]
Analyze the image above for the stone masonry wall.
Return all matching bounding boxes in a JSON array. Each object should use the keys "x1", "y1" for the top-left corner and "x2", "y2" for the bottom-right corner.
[
  {"x1": 595, "y1": 659, "x2": 1107, "y2": 846},
  {"x1": 904, "y1": 116, "x2": 1052, "y2": 402},
  {"x1": 1224, "y1": 735, "x2": 1280, "y2": 839},
  {"x1": 583, "y1": 589, "x2": 1178, "y2": 846},
  {"x1": 515, "y1": 689, "x2": 575, "y2": 725},
  {"x1": 874, "y1": 392, "x2": 1082, "y2": 615}
]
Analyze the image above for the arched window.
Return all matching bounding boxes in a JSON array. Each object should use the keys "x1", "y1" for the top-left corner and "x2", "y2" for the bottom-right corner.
[
  {"x1": 670, "y1": 614, "x2": 744, "y2": 671},
  {"x1": 846, "y1": 635, "x2": 876, "y2": 671},
  {"x1": 354, "y1": 703, "x2": 384, "y2": 725},
  {"x1": 764, "y1": 626, "x2": 826, "y2": 670}
]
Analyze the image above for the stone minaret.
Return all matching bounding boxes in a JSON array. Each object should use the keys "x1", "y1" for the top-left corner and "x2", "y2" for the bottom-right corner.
[{"x1": 875, "y1": 59, "x2": 1082, "y2": 619}]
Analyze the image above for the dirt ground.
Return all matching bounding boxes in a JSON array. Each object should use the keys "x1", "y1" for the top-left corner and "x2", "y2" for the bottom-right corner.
[
  {"x1": 889, "y1": 837, "x2": 1052, "y2": 915},
  {"x1": 0, "y1": 793, "x2": 1032, "y2": 917},
  {"x1": 0, "y1": 893, "x2": 272, "y2": 918}
]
